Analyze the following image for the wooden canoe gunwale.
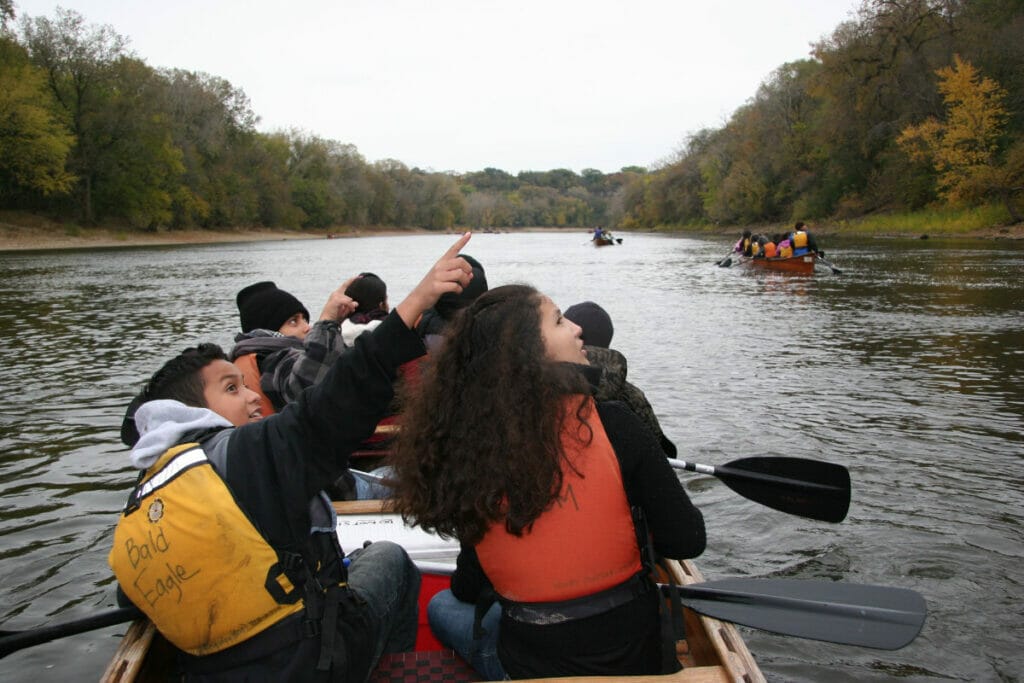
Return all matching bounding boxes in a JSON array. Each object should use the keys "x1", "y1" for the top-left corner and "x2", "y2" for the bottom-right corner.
[{"x1": 101, "y1": 500, "x2": 765, "y2": 682}]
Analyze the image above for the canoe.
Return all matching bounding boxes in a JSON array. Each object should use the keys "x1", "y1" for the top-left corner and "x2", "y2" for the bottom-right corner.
[
  {"x1": 737, "y1": 252, "x2": 816, "y2": 274},
  {"x1": 101, "y1": 500, "x2": 765, "y2": 683},
  {"x1": 592, "y1": 235, "x2": 617, "y2": 246}
]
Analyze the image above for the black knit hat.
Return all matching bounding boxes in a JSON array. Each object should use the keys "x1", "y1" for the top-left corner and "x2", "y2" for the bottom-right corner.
[
  {"x1": 236, "y1": 281, "x2": 310, "y2": 333},
  {"x1": 564, "y1": 301, "x2": 614, "y2": 349},
  {"x1": 434, "y1": 254, "x2": 488, "y2": 321}
]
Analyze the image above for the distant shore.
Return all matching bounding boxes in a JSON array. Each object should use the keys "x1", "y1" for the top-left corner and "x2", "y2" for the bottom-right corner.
[{"x1": 1, "y1": 214, "x2": 1020, "y2": 252}]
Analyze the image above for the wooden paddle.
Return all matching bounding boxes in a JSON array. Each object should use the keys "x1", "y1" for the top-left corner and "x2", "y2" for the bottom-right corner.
[{"x1": 669, "y1": 456, "x2": 851, "y2": 523}]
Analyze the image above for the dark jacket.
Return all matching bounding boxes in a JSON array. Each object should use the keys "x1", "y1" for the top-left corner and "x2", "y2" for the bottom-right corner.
[
  {"x1": 229, "y1": 319, "x2": 349, "y2": 412},
  {"x1": 124, "y1": 311, "x2": 424, "y2": 680}
]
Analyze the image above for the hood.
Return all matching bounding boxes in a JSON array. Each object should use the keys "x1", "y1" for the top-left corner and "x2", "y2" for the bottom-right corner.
[
  {"x1": 582, "y1": 346, "x2": 628, "y2": 402},
  {"x1": 129, "y1": 399, "x2": 232, "y2": 469}
]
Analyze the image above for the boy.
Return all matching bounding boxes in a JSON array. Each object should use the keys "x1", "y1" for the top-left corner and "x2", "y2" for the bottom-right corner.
[
  {"x1": 230, "y1": 279, "x2": 358, "y2": 416},
  {"x1": 111, "y1": 235, "x2": 474, "y2": 681}
]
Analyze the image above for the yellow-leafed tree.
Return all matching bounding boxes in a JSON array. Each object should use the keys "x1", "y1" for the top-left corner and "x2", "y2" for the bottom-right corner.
[{"x1": 898, "y1": 55, "x2": 1021, "y2": 222}]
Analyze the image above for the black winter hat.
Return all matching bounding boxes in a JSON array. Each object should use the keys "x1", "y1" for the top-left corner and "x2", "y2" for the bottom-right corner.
[
  {"x1": 434, "y1": 254, "x2": 488, "y2": 321},
  {"x1": 564, "y1": 301, "x2": 614, "y2": 349},
  {"x1": 236, "y1": 281, "x2": 310, "y2": 333}
]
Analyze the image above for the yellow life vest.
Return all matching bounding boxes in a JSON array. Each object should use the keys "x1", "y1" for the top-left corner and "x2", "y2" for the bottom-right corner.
[
  {"x1": 109, "y1": 443, "x2": 305, "y2": 655},
  {"x1": 792, "y1": 231, "x2": 808, "y2": 249},
  {"x1": 779, "y1": 244, "x2": 793, "y2": 258},
  {"x1": 750, "y1": 242, "x2": 761, "y2": 257}
]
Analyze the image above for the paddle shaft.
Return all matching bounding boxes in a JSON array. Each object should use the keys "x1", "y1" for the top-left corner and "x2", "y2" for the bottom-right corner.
[
  {"x1": 0, "y1": 605, "x2": 143, "y2": 658},
  {"x1": 670, "y1": 458, "x2": 844, "y2": 494}
]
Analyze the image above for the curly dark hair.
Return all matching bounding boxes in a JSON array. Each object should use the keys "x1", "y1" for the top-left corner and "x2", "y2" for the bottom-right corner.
[
  {"x1": 120, "y1": 343, "x2": 228, "y2": 446},
  {"x1": 390, "y1": 284, "x2": 591, "y2": 544}
]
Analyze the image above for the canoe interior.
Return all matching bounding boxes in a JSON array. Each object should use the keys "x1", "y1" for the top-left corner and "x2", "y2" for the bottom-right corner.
[{"x1": 101, "y1": 501, "x2": 765, "y2": 683}]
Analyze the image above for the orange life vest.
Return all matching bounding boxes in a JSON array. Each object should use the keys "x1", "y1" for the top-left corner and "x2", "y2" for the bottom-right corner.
[
  {"x1": 475, "y1": 397, "x2": 642, "y2": 603},
  {"x1": 763, "y1": 242, "x2": 777, "y2": 258},
  {"x1": 233, "y1": 352, "x2": 276, "y2": 417}
]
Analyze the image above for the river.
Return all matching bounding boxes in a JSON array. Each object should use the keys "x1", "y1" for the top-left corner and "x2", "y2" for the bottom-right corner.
[{"x1": 0, "y1": 231, "x2": 1021, "y2": 681}]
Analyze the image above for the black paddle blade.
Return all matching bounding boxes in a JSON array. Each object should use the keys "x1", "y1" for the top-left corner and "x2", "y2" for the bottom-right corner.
[
  {"x1": 716, "y1": 457, "x2": 851, "y2": 523},
  {"x1": 0, "y1": 606, "x2": 143, "y2": 658},
  {"x1": 717, "y1": 256, "x2": 732, "y2": 267},
  {"x1": 664, "y1": 578, "x2": 926, "y2": 650}
]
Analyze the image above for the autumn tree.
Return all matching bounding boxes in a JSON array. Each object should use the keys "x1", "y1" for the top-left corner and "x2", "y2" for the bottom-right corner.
[{"x1": 897, "y1": 55, "x2": 1011, "y2": 207}]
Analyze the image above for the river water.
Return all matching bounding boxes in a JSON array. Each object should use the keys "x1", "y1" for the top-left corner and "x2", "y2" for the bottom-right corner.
[{"x1": 0, "y1": 231, "x2": 1021, "y2": 682}]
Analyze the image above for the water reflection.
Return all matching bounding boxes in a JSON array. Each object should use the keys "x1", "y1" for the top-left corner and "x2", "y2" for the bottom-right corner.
[{"x1": 0, "y1": 232, "x2": 1022, "y2": 681}]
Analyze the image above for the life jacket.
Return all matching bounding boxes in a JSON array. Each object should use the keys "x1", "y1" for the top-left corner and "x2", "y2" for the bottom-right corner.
[
  {"x1": 109, "y1": 443, "x2": 324, "y2": 655},
  {"x1": 232, "y1": 352, "x2": 276, "y2": 417},
  {"x1": 741, "y1": 237, "x2": 752, "y2": 256},
  {"x1": 778, "y1": 240, "x2": 793, "y2": 258},
  {"x1": 750, "y1": 241, "x2": 762, "y2": 257},
  {"x1": 792, "y1": 230, "x2": 809, "y2": 255},
  {"x1": 763, "y1": 241, "x2": 777, "y2": 258},
  {"x1": 475, "y1": 397, "x2": 642, "y2": 604}
]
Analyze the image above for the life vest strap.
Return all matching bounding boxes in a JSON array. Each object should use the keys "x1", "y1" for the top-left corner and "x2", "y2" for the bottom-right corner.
[{"x1": 501, "y1": 571, "x2": 651, "y2": 625}]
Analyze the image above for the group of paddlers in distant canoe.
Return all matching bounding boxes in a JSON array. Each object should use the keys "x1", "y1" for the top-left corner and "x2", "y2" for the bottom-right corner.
[{"x1": 735, "y1": 221, "x2": 820, "y2": 259}]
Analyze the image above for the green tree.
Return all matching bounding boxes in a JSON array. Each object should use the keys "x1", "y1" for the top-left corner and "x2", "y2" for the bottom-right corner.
[
  {"x1": 0, "y1": 37, "x2": 75, "y2": 199},
  {"x1": 21, "y1": 8, "x2": 130, "y2": 223}
]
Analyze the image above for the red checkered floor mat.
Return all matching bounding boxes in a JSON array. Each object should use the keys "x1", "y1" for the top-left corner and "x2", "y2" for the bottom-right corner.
[{"x1": 370, "y1": 649, "x2": 482, "y2": 682}]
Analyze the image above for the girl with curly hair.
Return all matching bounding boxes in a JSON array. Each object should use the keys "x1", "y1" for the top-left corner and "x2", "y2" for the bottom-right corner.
[{"x1": 390, "y1": 284, "x2": 706, "y2": 680}]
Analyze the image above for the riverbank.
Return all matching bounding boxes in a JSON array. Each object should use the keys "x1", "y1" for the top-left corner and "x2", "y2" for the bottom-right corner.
[{"x1": 2, "y1": 213, "x2": 1021, "y2": 251}]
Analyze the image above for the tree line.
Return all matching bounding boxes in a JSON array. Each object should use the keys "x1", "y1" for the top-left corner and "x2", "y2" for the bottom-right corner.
[
  {"x1": 619, "y1": 0, "x2": 1024, "y2": 228},
  {"x1": 1, "y1": 1, "x2": 1022, "y2": 233}
]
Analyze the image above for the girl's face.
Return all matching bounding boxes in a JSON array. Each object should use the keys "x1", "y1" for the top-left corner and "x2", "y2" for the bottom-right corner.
[{"x1": 538, "y1": 296, "x2": 588, "y2": 365}]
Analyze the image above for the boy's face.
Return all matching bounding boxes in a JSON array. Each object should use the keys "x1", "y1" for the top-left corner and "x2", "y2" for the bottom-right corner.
[
  {"x1": 200, "y1": 359, "x2": 264, "y2": 426},
  {"x1": 278, "y1": 313, "x2": 311, "y2": 341}
]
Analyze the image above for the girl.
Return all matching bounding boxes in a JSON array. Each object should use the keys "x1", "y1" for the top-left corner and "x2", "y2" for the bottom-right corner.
[{"x1": 391, "y1": 284, "x2": 706, "y2": 679}]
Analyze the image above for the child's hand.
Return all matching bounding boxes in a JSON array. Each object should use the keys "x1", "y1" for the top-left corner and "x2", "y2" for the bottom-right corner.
[
  {"x1": 319, "y1": 277, "x2": 359, "y2": 322},
  {"x1": 396, "y1": 233, "x2": 473, "y2": 329}
]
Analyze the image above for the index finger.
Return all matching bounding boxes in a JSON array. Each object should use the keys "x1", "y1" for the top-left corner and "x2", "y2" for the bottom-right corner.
[{"x1": 441, "y1": 232, "x2": 472, "y2": 260}]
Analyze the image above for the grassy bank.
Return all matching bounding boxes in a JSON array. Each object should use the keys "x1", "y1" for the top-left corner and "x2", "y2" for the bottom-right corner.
[{"x1": 650, "y1": 202, "x2": 1022, "y2": 239}]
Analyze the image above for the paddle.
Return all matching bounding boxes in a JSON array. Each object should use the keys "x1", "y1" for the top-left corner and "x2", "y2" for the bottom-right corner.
[
  {"x1": 412, "y1": 561, "x2": 923, "y2": 650},
  {"x1": 659, "y1": 577, "x2": 926, "y2": 650},
  {"x1": 716, "y1": 251, "x2": 733, "y2": 267},
  {"x1": 816, "y1": 253, "x2": 843, "y2": 274},
  {"x1": 668, "y1": 456, "x2": 850, "y2": 523},
  {"x1": 0, "y1": 605, "x2": 143, "y2": 658}
]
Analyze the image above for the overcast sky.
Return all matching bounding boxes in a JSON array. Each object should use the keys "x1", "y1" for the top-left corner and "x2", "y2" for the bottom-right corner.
[{"x1": 14, "y1": 0, "x2": 861, "y2": 174}]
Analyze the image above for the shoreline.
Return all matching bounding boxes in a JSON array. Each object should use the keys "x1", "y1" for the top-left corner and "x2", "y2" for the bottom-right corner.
[{"x1": 2, "y1": 220, "x2": 1021, "y2": 252}]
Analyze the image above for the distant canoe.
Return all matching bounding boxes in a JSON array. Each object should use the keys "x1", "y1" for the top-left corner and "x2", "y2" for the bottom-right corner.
[
  {"x1": 593, "y1": 235, "x2": 621, "y2": 246},
  {"x1": 738, "y1": 252, "x2": 817, "y2": 274}
]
